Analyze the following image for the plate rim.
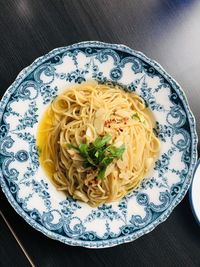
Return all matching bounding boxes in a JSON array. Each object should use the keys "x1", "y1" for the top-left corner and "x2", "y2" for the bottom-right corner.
[{"x1": 0, "y1": 41, "x2": 198, "y2": 248}]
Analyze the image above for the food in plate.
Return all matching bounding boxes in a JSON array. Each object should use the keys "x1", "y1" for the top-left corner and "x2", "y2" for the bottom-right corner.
[{"x1": 37, "y1": 82, "x2": 160, "y2": 207}]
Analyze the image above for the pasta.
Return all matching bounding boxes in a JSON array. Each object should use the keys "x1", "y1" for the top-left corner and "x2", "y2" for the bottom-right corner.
[{"x1": 37, "y1": 82, "x2": 160, "y2": 207}]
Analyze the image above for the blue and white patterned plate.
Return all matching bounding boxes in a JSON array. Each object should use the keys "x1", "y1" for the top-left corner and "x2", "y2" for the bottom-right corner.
[{"x1": 0, "y1": 41, "x2": 197, "y2": 248}]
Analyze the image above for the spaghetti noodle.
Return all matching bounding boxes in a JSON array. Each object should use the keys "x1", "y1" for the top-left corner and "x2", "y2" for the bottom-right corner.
[{"x1": 37, "y1": 83, "x2": 160, "y2": 207}]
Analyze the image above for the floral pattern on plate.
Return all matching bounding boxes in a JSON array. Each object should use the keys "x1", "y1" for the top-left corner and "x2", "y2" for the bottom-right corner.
[{"x1": 0, "y1": 41, "x2": 197, "y2": 248}]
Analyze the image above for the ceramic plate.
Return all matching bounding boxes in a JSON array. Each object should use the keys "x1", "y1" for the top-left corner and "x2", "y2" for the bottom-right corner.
[{"x1": 0, "y1": 41, "x2": 197, "y2": 248}]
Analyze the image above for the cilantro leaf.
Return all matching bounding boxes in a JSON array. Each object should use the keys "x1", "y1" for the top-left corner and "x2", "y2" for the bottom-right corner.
[
  {"x1": 95, "y1": 151, "x2": 99, "y2": 158},
  {"x1": 78, "y1": 143, "x2": 88, "y2": 157},
  {"x1": 100, "y1": 156, "x2": 114, "y2": 166},
  {"x1": 106, "y1": 144, "x2": 125, "y2": 159},
  {"x1": 97, "y1": 166, "x2": 107, "y2": 180},
  {"x1": 94, "y1": 134, "x2": 112, "y2": 148},
  {"x1": 79, "y1": 144, "x2": 96, "y2": 166},
  {"x1": 67, "y1": 135, "x2": 125, "y2": 179},
  {"x1": 67, "y1": 143, "x2": 79, "y2": 150}
]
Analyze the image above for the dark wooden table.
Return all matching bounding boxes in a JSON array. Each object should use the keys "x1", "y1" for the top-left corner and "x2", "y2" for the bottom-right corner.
[{"x1": 0, "y1": 1, "x2": 200, "y2": 266}]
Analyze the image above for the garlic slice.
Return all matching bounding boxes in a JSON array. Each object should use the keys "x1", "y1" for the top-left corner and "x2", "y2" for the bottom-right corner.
[
  {"x1": 115, "y1": 109, "x2": 132, "y2": 118},
  {"x1": 74, "y1": 190, "x2": 89, "y2": 202},
  {"x1": 94, "y1": 108, "x2": 108, "y2": 134},
  {"x1": 119, "y1": 170, "x2": 132, "y2": 180}
]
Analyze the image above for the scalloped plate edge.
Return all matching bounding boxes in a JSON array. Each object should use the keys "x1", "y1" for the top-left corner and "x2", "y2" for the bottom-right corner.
[{"x1": 0, "y1": 41, "x2": 198, "y2": 248}]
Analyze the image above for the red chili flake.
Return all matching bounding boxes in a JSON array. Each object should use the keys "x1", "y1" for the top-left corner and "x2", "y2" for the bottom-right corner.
[
  {"x1": 105, "y1": 118, "x2": 118, "y2": 127},
  {"x1": 104, "y1": 122, "x2": 107, "y2": 126},
  {"x1": 122, "y1": 117, "x2": 129, "y2": 125}
]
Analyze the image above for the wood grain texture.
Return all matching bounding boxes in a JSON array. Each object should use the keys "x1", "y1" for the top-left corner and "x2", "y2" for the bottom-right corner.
[
  {"x1": 0, "y1": 214, "x2": 31, "y2": 267},
  {"x1": 0, "y1": 0, "x2": 200, "y2": 266}
]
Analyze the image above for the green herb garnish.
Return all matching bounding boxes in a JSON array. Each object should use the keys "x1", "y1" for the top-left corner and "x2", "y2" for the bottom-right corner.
[
  {"x1": 67, "y1": 143, "x2": 79, "y2": 151},
  {"x1": 93, "y1": 134, "x2": 112, "y2": 148},
  {"x1": 37, "y1": 146, "x2": 42, "y2": 156},
  {"x1": 67, "y1": 134, "x2": 125, "y2": 179},
  {"x1": 105, "y1": 144, "x2": 125, "y2": 158},
  {"x1": 132, "y1": 112, "x2": 141, "y2": 121},
  {"x1": 97, "y1": 166, "x2": 107, "y2": 179}
]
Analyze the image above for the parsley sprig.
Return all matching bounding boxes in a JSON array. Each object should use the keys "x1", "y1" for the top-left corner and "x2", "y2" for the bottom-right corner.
[{"x1": 67, "y1": 135, "x2": 125, "y2": 179}]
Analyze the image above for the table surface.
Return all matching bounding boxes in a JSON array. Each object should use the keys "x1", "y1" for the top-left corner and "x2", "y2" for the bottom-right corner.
[{"x1": 0, "y1": 0, "x2": 200, "y2": 266}]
